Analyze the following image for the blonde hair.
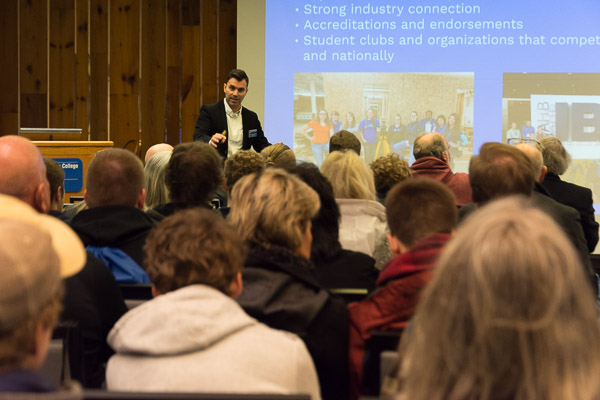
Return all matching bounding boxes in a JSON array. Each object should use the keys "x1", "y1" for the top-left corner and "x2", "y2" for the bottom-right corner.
[
  {"x1": 261, "y1": 143, "x2": 296, "y2": 170},
  {"x1": 144, "y1": 151, "x2": 171, "y2": 209},
  {"x1": 398, "y1": 196, "x2": 600, "y2": 400},
  {"x1": 320, "y1": 150, "x2": 376, "y2": 200},
  {"x1": 228, "y1": 168, "x2": 320, "y2": 251}
]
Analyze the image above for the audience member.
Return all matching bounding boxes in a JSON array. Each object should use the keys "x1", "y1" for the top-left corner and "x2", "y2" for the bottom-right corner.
[
  {"x1": 144, "y1": 143, "x2": 173, "y2": 163},
  {"x1": 149, "y1": 142, "x2": 224, "y2": 219},
  {"x1": 70, "y1": 148, "x2": 154, "y2": 283},
  {"x1": 0, "y1": 136, "x2": 127, "y2": 388},
  {"x1": 410, "y1": 132, "x2": 472, "y2": 207},
  {"x1": 143, "y1": 150, "x2": 171, "y2": 209},
  {"x1": 321, "y1": 150, "x2": 390, "y2": 269},
  {"x1": 229, "y1": 169, "x2": 348, "y2": 400},
  {"x1": 329, "y1": 129, "x2": 361, "y2": 156},
  {"x1": 224, "y1": 150, "x2": 266, "y2": 191},
  {"x1": 540, "y1": 136, "x2": 598, "y2": 252},
  {"x1": 261, "y1": 143, "x2": 296, "y2": 170},
  {"x1": 348, "y1": 179, "x2": 457, "y2": 399},
  {"x1": 370, "y1": 153, "x2": 412, "y2": 203},
  {"x1": 291, "y1": 163, "x2": 378, "y2": 293},
  {"x1": 106, "y1": 209, "x2": 321, "y2": 399},
  {"x1": 43, "y1": 157, "x2": 69, "y2": 222},
  {"x1": 396, "y1": 196, "x2": 600, "y2": 400},
  {"x1": 0, "y1": 194, "x2": 85, "y2": 396},
  {"x1": 463, "y1": 142, "x2": 594, "y2": 289}
]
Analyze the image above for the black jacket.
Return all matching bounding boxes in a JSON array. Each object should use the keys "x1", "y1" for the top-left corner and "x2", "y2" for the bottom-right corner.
[
  {"x1": 237, "y1": 244, "x2": 349, "y2": 400},
  {"x1": 541, "y1": 172, "x2": 599, "y2": 252},
  {"x1": 192, "y1": 100, "x2": 271, "y2": 159}
]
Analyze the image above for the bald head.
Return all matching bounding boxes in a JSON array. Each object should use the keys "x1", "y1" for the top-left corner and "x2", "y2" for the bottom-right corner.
[
  {"x1": 0, "y1": 136, "x2": 50, "y2": 213},
  {"x1": 515, "y1": 143, "x2": 547, "y2": 182},
  {"x1": 145, "y1": 143, "x2": 174, "y2": 163},
  {"x1": 413, "y1": 132, "x2": 449, "y2": 162}
]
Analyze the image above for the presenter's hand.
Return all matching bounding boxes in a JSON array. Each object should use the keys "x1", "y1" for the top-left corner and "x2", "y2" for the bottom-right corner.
[{"x1": 210, "y1": 133, "x2": 227, "y2": 147}]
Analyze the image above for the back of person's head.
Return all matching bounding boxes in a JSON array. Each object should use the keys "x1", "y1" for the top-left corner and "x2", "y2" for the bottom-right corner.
[
  {"x1": 166, "y1": 142, "x2": 223, "y2": 203},
  {"x1": 144, "y1": 150, "x2": 171, "y2": 209},
  {"x1": 385, "y1": 178, "x2": 456, "y2": 248},
  {"x1": 469, "y1": 142, "x2": 535, "y2": 204},
  {"x1": 0, "y1": 194, "x2": 85, "y2": 372},
  {"x1": 228, "y1": 168, "x2": 320, "y2": 252},
  {"x1": 399, "y1": 196, "x2": 600, "y2": 400},
  {"x1": 86, "y1": 148, "x2": 144, "y2": 208},
  {"x1": 370, "y1": 153, "x2": 412, "y2": 202},
  {"x1": 43, "y1": 157, "x2": 65, "y2": 209},
  {"x1": 0, "y1": 135, "x2": 50, "y2": 213},
  {"x1": 329, "y1": 130, "x2": 361, "y2": 155},
  {"x1": 321, "y1": 150, "x2": 376, "y2": 200},
  {"x1": 541, "y1": 136, "x2": 571, "y2": 175},
  {"x1": 413, "y1": 132, "x2": 448, "y2": 160},
  {"x1": 144, "y1": 143, "x2": 173, "y2": 163},
  {"x1": 144, "y1": 208, "x2": 244, "y2": 297},
  {"x1": 515, "y1": 142, "x2": 545, "y2": 179},
  {"x1": 290, "y1": 162, "x2": 342, "y2": 263},
  {"x1": 261, "y1": 143, "x2": 296, "y2": 170},
  {"x1": 224, "y1": 150, "x2": 266, "y2": 190}
]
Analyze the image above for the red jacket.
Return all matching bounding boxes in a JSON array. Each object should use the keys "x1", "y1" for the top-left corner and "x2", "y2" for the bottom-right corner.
[
  {"x1": 410, "y1": 156, "x2": 472, "y2": 207},
  {"x1": 348, "y1": 233, "x2": 451, "y2": 399}
]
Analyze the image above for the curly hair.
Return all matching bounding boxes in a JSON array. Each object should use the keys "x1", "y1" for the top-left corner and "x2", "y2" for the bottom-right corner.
[
  {"x1": 224, "y1": 150, "x2": 265, "y2": 190},
  {"x1": 370, "y1": 153, "x2": 412, "y2": 201},
  {"x1": 144, "y1": 208, "x2": 244, "y2": 296}
]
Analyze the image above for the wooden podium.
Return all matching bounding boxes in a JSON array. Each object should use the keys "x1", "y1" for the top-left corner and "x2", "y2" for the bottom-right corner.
[{"x1": 35, "y1": 141, "x2": 114, "y2": 202}]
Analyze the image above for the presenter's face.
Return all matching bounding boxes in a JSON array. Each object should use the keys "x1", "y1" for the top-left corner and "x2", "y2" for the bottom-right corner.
[{"x1": 224, "y1": 78, "x2": 248, "y2": 112}]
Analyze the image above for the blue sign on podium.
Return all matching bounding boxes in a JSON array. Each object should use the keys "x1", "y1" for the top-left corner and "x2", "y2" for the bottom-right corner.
[{"x1": 52, "y1": 158, "x2": 83, "y2": 192}]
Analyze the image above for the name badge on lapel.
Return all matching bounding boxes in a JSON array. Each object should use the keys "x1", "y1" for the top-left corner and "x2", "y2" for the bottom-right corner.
[{"x1": 249, "y1": 129, "x2": 258, "y2": 138}]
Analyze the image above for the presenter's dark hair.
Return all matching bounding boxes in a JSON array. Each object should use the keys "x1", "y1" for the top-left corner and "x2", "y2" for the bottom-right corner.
[{"x1": 227, "y1": 69, "x2": 249, "y2": 86}]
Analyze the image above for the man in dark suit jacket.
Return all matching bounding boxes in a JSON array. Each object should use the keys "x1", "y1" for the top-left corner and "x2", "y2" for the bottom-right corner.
[
  {"x1": 540, "y1": 137, "x2": 599, "y2": 252},
  {"x1": 193, "y1": 69, "x2": 271, "y2": 159}
]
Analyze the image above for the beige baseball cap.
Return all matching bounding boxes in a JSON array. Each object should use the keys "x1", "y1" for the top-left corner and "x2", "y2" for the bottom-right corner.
[{"x1": 0, "y1": 194, "x2": 85, "y2": 333}]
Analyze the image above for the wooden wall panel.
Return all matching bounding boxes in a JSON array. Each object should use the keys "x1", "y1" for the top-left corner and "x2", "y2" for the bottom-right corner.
[
  {"x1": 20, "y1": 0, "x2": 48, "y2": 128},
  {"x1": 0, "y1": 1, "x2": 19, "y2": 135},
  {"x1": 2, "y1": 0, "x2": 238, "y2": 149},
  {"x1": 49, "y1": 0, "x2": 76, "y2": 129},
  {"x1": 89, "y1": 0, "x2": 109, "y2": 140},
  {"x1": 141, "y1": 0, "x2": 167, "y2": 156},
  {"x1": 75, "y1": 0, "x2": 89, "y2": 139},
  {"x1": 218, "y1": 0, "x2": 236, "y2": 88},
  {"x1": 165, "y1": 0, "x2": 181, "y2": 146},
  {"x1": 109, "y1": 0, "x2": 140, "y2": 150},
  {"x1": 181, "y1": 0, "x2": 201, "y2": 144}
]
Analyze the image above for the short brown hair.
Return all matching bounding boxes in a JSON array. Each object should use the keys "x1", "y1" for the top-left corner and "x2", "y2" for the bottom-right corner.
[
  {"x1": 469, "y1": 142, "x2": 535, "y2": 204},
  {"x1": 329, "y1": 130, "x2": 361, "y2": 155},
  {"x1": 228, "y1": 169, "x2": 320, "y2": 251},
  {"x1": 224, "y1": 150, "x2": 266, "y2": 189},
  {"x1": 43, "y1": 158, "x2": 64, "y2": 197},
  {"x1": 86, "y1": 148, "x2": 144, "y2": 208},
  {"x1": 370, "y1": 153, "x2": 412, "y2": 201},
  {"x1": 261, "y1": 144, "x2": 296, "y2": 170},
  {"x1": 385, "y1": 178, "x2": 457, "y2": 247},
  {"x1": 166, "y1": 142, "x2": 224, "y2": 203},
  {"x1": 144, "y1": 209, "x2": 244, "y2": 296},
  {"x1": 0, "y1": 284, "x2": 62, "y2": 371}
]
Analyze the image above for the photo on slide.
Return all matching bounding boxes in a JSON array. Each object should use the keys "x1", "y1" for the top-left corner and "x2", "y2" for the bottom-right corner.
[
  {"x1": 293, "y1": 72, "x2": 473, "y2": 172},
  {"x1": 503, "y1": 72, "x2": 600, "y2": 206}
]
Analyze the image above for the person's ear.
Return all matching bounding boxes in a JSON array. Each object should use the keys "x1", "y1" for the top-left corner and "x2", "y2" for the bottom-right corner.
[
  {"x1": 151, "y1": 285, "x2": 161, "y2": 298},
  {"x1": 230, "y1": 272, "x2": 243, "y2": 299},
  {"x1": 84, "y1": 189, "x2": 89, "y2": 207},
  {"x1": 387, "y1": 233, "x2": 408, "y2": 255},
  {"x1": 33, "y1": 182, "x2": 50, "y2": 214},
  {"x1": 137, "y1": 188, "x2": 146, "y2": 209},
  {"x1": 539, "y1": 165, "x2": 548, "y2": 182}
]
